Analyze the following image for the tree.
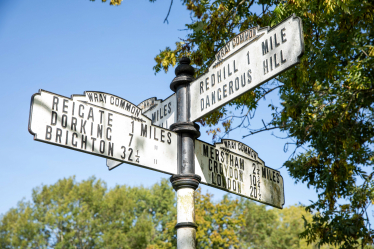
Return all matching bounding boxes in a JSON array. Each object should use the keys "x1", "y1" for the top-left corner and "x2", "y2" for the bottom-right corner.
[
  {"x1": 150, "y1": 0, "x2": 374, "y2": 248},
  {"x1": 0, "y1": 177, "x2": 175, "y2": 248},
  {"x1": 4, "y1": 177, "x2": 362, "y2": 248}
]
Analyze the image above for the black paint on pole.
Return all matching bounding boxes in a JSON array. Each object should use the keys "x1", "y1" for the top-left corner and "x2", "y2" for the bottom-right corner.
[{"x1": 169, "y1": 57, "x2": 201, "y2": 248}]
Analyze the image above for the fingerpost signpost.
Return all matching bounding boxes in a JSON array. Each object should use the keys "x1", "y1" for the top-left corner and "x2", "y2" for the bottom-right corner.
[{"x1": 29, "y1": 14, "x2": 304, "y2": 248}]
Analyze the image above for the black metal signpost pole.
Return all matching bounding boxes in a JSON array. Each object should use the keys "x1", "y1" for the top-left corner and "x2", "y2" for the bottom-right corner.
[{"x1": 169, "y1": 57, "x2": 201, "y2": 248}]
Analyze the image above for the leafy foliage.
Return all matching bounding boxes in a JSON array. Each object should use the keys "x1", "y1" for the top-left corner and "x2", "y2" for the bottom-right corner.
[
  {"x1": 1, "y1": 177, "x2": 358, "y2": 248},
  {"x1": 0, "y1": 177, "x2": 175, "y2": 248},
  {"x1": 149, "y1": 0, "x2": 374, "y2": 247}
]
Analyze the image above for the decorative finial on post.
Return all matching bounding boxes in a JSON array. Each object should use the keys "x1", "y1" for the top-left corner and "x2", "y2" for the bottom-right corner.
[{"x1": 170, "y1": 57, "x2": 195, "y2": 92}]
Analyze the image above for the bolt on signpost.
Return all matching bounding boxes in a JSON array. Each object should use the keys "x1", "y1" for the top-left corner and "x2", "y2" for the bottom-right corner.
[{"x1": 28, "y1": 14, "x2": 304, "y2": 248}]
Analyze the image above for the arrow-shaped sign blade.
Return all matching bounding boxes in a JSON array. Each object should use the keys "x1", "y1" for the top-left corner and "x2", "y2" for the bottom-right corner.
[
  {"x1": 190, "y1": 14, "x2": 304, "y2": 121},
  {"x1": 29, "y1": 90, "x2": 178, "y2": 174}
]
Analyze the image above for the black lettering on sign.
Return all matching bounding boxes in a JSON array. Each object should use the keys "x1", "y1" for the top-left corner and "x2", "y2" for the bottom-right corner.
[
  {"x1": 203, "y1": 144, "x2": 209, "y2": 157},
  {"x1": 247, "y1": 69, "x2": 252, "y2": 84},
  {"x1": 263, "y1": 60, "x2": 269, "y2": 75},
  {"x1": 72, "y1": 133, "x2": 78, "y2": 147},
  {"x1": 81, "y1": 135, "x2": 87, "y2": 149},
  {"x1": 262, "y1": 166, "x2": 266, "y2": 178},
  {"x1": 91, "y1": 137, "x2": 96, "y2": 152},
  {"x1": 128, "y1": 133, "x2": 133, "y2": 146},
  {"x1": 106, "y1": 127, "x2": 112, "y2": 141},
  {"x1": 119, "y1": 99, "x2": 126, "y2": 109},
  {"x1": 209, "y1": 159, "x2": 213, "y2": 171},
  {"x1": 281, "y1": 50, "x2": 287, "y2": 63},
  {"x1": 97, "y1": 124, "x2": 103, "y2": 139},
  {"x1": 128, "y1": 148, "x2": 133, "y2": 161},
  {"x1": 262, "y1": 40, "x2": 269, "y2": 55},
  {"x1": 270, "y1": 36, "x2": 273, "y2": 50},
  {"x1": 205, "y1": 95, "x2": 210, "y2": 108},
  {"x1": 51, "y1": 111, "x2": 57, "y2": 125},
  {"x1": 62, "y1": 99, "x2": 68, "y2": 114},
  {"x1": 125, "y1": 103, "x2": 131, "y2": 112},
  {"x1": 99, "y1": 110, "x2": 104, "y2": 124},
  {"x1": 79, "y1": 104, "x2": 84, "y2": 118},
  {"x1": 274, "y1": 54, "x2": 280, "y2": 68},
  {"x1": 46, "y1": 125, "x2": 52, "y2": 140},
  {"x1": 152, "y1": 112, "x2": 156, "y2": 123},
  {"x1": 167, "y1": 132, "x2": 172, "y2": 144},
  {"x1": 235, "y1": 77, "x2": 239, "y2": 91},
  {"x1": 71, "y1": 117, "x2": 77, "y2": 131},
  {"x1": 218, "y1": 88, "x2": 222, "y2": 101},
  {"x1": 56, "y1": 128, "x2": 62, "y2": 143},
  {"x1": 135, "y1": 150, "x2": 140, "y2": 163},
  {"x1": 211, "y1": 91, "x2": 216, "y2": 105},
  {"x1": 108, "y1": 142, "x2": 114, "y2": 156},
  {"x1": 240, "y1": 159, "x2": 244, "y2": 170},
  {"x1": 99, "y1": 140, "x2": 105, "y2": 154},
  {"x1": 214, "y1": 161, "x2": 218, "y2": 173},
  {"x1": 161, "y1": 129, "x2": 165, "y2": 143},
  {"x1": 229, "y1": 81, "x2": 234, "y2": 94},
  {"x1": 234, "y1": 60, "x2": 238, "y2": 72},
  {"x1": 121, "y1": 146, "x2": 126, "y2": 159},
  {"x1": 52, "y1": 96, "x2": 59, "y2": 111},
  {"x1": 281, "y1": 28, "x2": 287, "y2": 43},
  {"x1": 87, "y1": 107, "x2": 94, "y2": 121},
  {"x1": 65, "y1": 130, "x2": 68, "y2": 145},
  {"x1": 108, "y1": 113, "x2": 113, "y2": 127},
  {"x1": 80, "y1": 120, "x2": 86, "y2": 134},
  {"x1": 274, "y1": 33, "x2": 280, "y2": 47},
  {"x1": 141, "y1": 123, "x2": 147, "y2": 137}
]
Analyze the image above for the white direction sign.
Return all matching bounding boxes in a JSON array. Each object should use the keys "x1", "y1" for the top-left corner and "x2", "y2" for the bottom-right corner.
[
  {"x1": 29, "y1": 90, "x2": 178, "y2": 174},
  {"x1": 190, "y1": 14, "x2": 304, "y2": 121},
  {"x1": 107, "y1": 94, "x2": 177, "y2": 169},
  {"x1": 138, "y1": 94, "x2": 177, "y2": 130},
  {"x1": 195, "y1": 139, "x2": 284, "y2": 208}
]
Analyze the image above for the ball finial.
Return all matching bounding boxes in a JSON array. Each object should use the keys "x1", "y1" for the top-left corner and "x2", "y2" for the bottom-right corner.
[{"x1": 175, "y1": 57, "x2": 194, "y2": 77}]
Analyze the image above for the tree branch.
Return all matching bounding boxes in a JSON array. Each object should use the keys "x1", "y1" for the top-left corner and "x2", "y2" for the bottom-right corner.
[
  {"x1": 163, "y1": 0, "x2": 173, "y2": 24},
  {"x1": 242, "y1": 126, "x2": 282, "y2": 138}
]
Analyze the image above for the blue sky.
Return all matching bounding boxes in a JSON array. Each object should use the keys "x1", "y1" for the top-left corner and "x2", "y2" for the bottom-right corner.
[{"x1": 1, "y1": 0, "x2": 369, "y2": 222}]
